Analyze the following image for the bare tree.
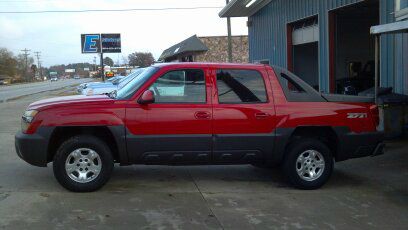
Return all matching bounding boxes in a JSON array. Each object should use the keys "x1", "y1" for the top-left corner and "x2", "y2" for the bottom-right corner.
[
  {"x1": 0, "y1": 48, "x2": 18, "y2": 78},
  {"x1": 128, "y1": 52, "x2": 155, "y2": 68}
]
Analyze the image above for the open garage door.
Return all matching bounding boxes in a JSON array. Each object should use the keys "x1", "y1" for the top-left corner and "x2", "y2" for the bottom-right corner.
[
  {"x1": 329, "y1": 0, "x2": 379, "y2": 95},
  {"x1": 288, "y1": 17, "x2": 319, "y2": 91}
]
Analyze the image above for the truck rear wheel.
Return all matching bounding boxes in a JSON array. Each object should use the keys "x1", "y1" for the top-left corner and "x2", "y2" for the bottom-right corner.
[
  {"x1": 53, "y1": 135, "x2": 114, "y2": 192},
  {"x1": 282, "y1": 138, "x2": 333, "y2": 189}
]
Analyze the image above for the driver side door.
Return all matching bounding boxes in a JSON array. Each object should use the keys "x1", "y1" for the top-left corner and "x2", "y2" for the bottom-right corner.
[{"x1": 126, "y1": 67, "x2": 213, "y2": 165}]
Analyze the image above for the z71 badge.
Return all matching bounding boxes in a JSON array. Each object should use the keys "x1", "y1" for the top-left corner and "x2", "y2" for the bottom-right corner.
[{"x1": 347, "y1": 113, "x2": 368, "y2": 118}]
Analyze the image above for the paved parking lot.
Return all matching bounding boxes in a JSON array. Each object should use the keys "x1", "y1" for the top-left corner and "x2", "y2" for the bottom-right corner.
[{"x1": 0, "y1": 86, "x2": 407, "y2": 229}]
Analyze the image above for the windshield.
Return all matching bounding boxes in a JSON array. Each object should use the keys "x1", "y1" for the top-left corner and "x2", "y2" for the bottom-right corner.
[{"x1": 116, "y1": 67, "x2": 158, "y2": 100}]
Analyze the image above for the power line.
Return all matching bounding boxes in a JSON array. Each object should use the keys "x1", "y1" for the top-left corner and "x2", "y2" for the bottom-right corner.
[
  {"x1": 0, "y1": 0, "x2": 56, "y2": 2},
  {"x1": 0, "y1": 6, "x2": 222, "y2": 14}
]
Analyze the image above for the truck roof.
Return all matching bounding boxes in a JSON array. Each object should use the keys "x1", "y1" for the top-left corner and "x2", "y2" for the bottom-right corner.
[{"x1": 152, "y1": 62, "x2": 268, "y2": 68}]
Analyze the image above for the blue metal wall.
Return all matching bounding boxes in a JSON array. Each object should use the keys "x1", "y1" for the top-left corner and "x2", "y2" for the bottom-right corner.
[
  {"x1": 249, "y1": 0, "x2": 407, "y2": 94},
  {"x1": 380, "y1": 0, "x2": 408, "y2": 95}
]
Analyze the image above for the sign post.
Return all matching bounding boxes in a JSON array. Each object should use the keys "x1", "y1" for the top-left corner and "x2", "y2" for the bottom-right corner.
[
  {"x1": 81, "y1": 33, "x2": 121, "y2": 81},
  {"x1": 100, "y1": 52, "x2": 104, "y2": 81}
]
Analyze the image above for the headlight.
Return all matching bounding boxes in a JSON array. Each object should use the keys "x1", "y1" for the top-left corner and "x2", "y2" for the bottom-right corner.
[
  {"x1": 21, "y1": 110, "x2": 38, "y2": 133},
  {"x1": 22, "y1": 110, "x2": 38, "y2": 123}
]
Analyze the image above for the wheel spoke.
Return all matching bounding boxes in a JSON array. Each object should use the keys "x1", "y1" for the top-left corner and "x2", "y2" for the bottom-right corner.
[
  {"x1": 310, "y1": 150, "x2": 316, "y2": 159},
  {"x1": 90, "y1": 162, "x2": 101, "y2": 173},
  {"x1": 78, "y1": 172, "x2": 87, "y2": 181},
  {"x1": 315, "y1": 160, "x2": 324, "y2": 168},
  {"x1": 72, "y1": 150, "x2": 80, "y2": 158},
  {"x1": 308, "y1": 169, "x2": 315, "y2": 178},
  {"x1": 66, "y1": 164, "x2": 77, "y2": 174}
]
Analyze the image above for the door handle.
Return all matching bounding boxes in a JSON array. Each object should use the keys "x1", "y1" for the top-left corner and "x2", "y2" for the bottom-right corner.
[
  {"x1": 195, "y1": 111, "x2": 211, "y2": 119},
  {"x1": 255, "y1": 112, "x2": 270, "y2": 119}
]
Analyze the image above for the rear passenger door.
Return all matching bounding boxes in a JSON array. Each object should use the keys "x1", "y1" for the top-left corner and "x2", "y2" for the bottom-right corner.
[{"x1": 212, "y1": 68, "x2": 277, "y2": 163}]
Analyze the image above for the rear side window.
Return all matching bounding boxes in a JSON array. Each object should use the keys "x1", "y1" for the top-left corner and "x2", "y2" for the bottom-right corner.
[
  {"x1": 149, "y1": 69, "x2": 206, "y2": 103},
  {"x1": 280, "y1": 73, "x2": 305, "y2": 93},
  {"x1": 216, "y1": 69, "x2": 267, "y2": 103}
]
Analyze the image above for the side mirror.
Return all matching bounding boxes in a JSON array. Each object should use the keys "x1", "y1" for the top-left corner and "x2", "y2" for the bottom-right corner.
[{"x1": 138, "y1": 90, "x2": 155, "y2": 105}]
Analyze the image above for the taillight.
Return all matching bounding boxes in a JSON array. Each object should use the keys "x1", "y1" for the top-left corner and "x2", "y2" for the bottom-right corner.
[{"x1": 369, "y1": 105, "x2": 380, "y2": 128}]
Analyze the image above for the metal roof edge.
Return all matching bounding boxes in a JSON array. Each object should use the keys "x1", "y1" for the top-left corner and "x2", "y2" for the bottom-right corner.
[{"x1": 370, "y1": 20, "x2": 408, "y2": 35}]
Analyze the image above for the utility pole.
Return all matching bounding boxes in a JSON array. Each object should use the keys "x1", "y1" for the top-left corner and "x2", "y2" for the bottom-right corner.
[
  {"x1": 21, "y1": 48, "x2": 31, "y2": 81},
  {"x1": 100, "y1": 53, "x2": 105, "y2": 81},
  {"x1": 226, "y1": 0, "x2": 233, "y2": 63},
  {"x1": 94, "y1": 56, "x2": 96, "y2": 71},
  {"x1": 34, "y1": 51, "x2": 42, "y2": 80},
  {"x1": 38, "y1": 61, "x2": 43, "y2": 80}
]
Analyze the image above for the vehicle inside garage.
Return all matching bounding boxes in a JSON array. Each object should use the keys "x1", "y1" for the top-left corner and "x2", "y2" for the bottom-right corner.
[{"x1": 330, "y1": 0, "x2": 379, "y2": 95}]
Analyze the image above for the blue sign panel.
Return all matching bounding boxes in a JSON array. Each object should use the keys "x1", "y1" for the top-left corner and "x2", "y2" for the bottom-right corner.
[
  {"x1": 81, "y1": 34, "x2": 101, "y2": 53},
  {"x1": 81, "y1": 34, "x2": 121, "y2": 53}
]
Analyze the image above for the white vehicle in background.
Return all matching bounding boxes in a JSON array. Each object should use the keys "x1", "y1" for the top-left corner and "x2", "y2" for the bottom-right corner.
[
  {"x1": 50, "y1": 77, "x2": 58, "y2": 82},
  {"x1": 77, "y1": 75, "x2": 123, "y2": 93},
  {"x1": 81, "y1": 68, "x2": 145, "y2": 96}
]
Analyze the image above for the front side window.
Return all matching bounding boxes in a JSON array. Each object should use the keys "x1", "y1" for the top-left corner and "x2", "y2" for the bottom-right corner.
[
  {"x1": 216, "y1": 69, "x2": 267, "y2": 103},
  {"x1": 149, "y1": 69, "x2": 206, "y2": 103}
]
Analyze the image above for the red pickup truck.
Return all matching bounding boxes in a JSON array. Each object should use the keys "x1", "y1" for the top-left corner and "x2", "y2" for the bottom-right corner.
[{"x1": 15, "y1": 63, "x2": 384, "y2": 192}]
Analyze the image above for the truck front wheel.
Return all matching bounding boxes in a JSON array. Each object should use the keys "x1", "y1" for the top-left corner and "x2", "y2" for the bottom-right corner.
[
  {"x1": 283, "y1": 138, "x2": 333, "y2": 189},
  {"x1": 53, "y1": 135, "x2": 114, "y2": 192}
]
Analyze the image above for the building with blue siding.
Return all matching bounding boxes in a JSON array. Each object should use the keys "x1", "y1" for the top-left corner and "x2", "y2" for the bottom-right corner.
[{"x1": 220, "y1": 0, "x2": 407, "y2": 95}]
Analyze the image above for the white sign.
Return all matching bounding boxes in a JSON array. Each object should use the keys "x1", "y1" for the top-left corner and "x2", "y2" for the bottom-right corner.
[{"x1": 65, "y1": 69, "x2": 75, "y2": 73}]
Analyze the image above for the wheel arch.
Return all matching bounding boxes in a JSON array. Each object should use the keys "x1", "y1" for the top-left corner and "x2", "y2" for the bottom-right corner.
[
  {"x1": 287, "y1": 126, "x2": 338, "y2": 160},
  {"x1": 47, "y1": 126, "x2": 128, "y2": 165},
  {"x1": 272, "y1": 126, "x2": 339, "y2": 165}
]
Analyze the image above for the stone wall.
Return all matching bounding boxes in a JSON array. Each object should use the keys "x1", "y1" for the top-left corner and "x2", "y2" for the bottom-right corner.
[{"x1": 195, "y1": 36, "x2": 249, "y2": 63}]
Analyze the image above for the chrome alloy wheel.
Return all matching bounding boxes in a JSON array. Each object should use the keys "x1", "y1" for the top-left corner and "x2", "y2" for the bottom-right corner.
[
  {"x1": 296, "y1": 150, "x2": 325, "y2": 181},
  {"x1": 65, "y1": 148, "x2": 102, "y2": 183}
]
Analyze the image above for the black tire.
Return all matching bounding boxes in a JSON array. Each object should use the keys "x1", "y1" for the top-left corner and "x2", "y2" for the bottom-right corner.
[
  {"x1": 282, "y1": 138, "x2": 333, "y2": 189},
  {"x1": 53, "y1": 135, "x2": 114, "y2": 192}
]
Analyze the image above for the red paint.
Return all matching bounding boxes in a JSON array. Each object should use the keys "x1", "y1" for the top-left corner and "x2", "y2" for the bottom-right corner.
[{"x1": 24, "y1": 62, "x2": 378, "y2": 135}]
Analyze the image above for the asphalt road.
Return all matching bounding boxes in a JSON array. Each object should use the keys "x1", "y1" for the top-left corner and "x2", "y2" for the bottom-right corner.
[
  {"x1": 0, "y1": 79, "x2": 91, "y2": 102},
  {"x1": 0, "y1": 86, "x2": 407, "y2": 229}
]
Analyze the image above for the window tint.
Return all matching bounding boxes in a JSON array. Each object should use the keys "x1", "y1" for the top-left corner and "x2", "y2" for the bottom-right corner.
[
  {"x1": 280, "y1": 73, "x2": 305, "y2": 93},
  {"x1": 216, "y1": 69, "x2": 267, "y2": 103},
  {"x1": 149, "y1": 69, "x2": 205, "y2": 103}
]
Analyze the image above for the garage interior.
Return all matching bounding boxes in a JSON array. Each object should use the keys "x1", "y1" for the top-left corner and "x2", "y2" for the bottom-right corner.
[
  {"x1": 330, "y1": 0, "x2": 379, "y2": 94},
  {"x1": 289, "y1": 17, "x2": 319, "y2": 91}
]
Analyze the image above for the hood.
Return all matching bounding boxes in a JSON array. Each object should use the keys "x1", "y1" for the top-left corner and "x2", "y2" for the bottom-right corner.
[{"x1": 27, "y1": 95, "x2": 113, "y2": 111}]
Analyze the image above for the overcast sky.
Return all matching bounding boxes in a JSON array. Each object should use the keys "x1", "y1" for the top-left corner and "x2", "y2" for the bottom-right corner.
[{"x1": 0, "y1": 0, "x2": 248, "y2": 67}]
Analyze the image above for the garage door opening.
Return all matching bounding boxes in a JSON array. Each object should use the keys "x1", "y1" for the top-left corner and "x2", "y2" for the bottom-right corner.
[
  {"x1": 288, "y1": 16, "x2": 319, "y2": 91},
  {"x1": 329, "y1": 0, "x2": 379, "y2": 94}
]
